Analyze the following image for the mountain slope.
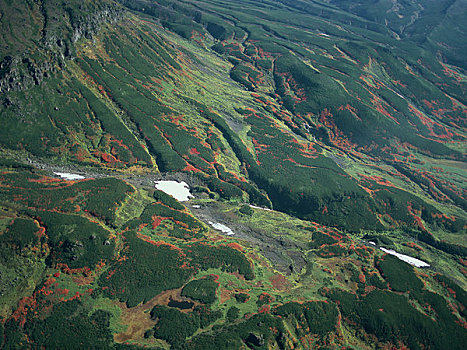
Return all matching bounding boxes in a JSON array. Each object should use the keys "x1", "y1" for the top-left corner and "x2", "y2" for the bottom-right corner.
[{"x1": 0, "y1": 0, "x2": 466, "y2": 349}]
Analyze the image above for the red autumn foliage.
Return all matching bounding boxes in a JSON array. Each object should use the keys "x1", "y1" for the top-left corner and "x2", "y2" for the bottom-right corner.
[{"x1": 258, "y1": 305, "x2": 271, "y2": 313}]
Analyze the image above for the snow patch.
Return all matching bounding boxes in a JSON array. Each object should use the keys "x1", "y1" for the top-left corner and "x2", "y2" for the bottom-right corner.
[
  {"x1": 154, "y1": 180, "x2": 193, "y2": 202},
  {"x1": 380, "y1": 247, "x2": 430, "y2": 268},
  {"x1": 249, "y1": 204, "x2": 271, "y2": 211},
  {"x1": 208, "y1": 221, "x2": 235, "y2": 235},
  {"x1": 53, "y1": 172, "x2": 85, "y2": 180}
]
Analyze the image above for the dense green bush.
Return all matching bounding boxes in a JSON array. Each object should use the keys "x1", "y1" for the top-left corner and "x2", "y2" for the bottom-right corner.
[
  {"x1": 416, "y1": 230, "x2": 467, "y2": 256},
  {"x1": 98, "y1": 231, "x2": 193, "y2": 307},
  {"x1": 0, "y1": 218, "x2": 38, "y2": 255},
  {"x1": 181, "y1": 276, "x2": 218, "y2": 304},
  {"x1": 328, "y1": 288, "x2": 467, "y2": 349},
  {"x1": 139, "y1": 202, "x2": 204, "y2": 233},
  {"x1": 24, "y1": 300, "x2": 113, "y2": 349},
  {"x1": 367, "y1": 273, "x2": 387, "y2": 289},
  {"x1": 193, "y1": 305, "x2": 222, "y2": 328},
  {"x1": 187, "y1": 313, "x2": 283, "y2": 349},
  {"x1": 204, "y1": 176, "x2": 244, "y2": 200},
  {"x1": 226, "y1": 306, "x2": 240, "y2": 322},
  {"x1": 75, "y1": 178, "x2": 134, "y2": 224},
  {"x1": 234, "y1": 292, "x2": 250, "y2": 303},
  {"x1": 377, "y1": 254, "x2": 423, "y2": 292},
  {"x1": 308, "y1": 231, "x2": 338, "y2": 248},
  {"x1": 274, "y1": 301, "x2": 339, "y2": 336},
  {"x1": 0, "y1": 158, "x2": 33, "y2": 170},
  {"x1": 148, "y1": 303, "x2": 224, "y2": 347},
  {"x1": 187, "y1": 243, "x2": 254, "y2": 280},
  {"x1": 239, "y1": 204, "x2": 253, "y2": 216},
  {"x1": 363, "y1": 233, "x2": 393, "y2": 246},
  {"x1": 0, "y1": 170, "x2": 133, "y2": 226},
  {"x1": 125, "y1": 201, "x2": 205, "y2": 239},
  {"x1": 150, "y1": 305, "x2": 200, "y2": 347},
  {"x1": 153, "y1": 189, "x2": 185, "y2": 210},
  {"x1": 39, "y1": 211, "x2": 115, "y2": 269},
  {"x1": 434, "y1": 274, "x2": 467, "y2": 306}
]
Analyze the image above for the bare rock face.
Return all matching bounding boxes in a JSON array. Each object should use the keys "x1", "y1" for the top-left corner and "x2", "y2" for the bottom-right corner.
[
  {"x1": 69, "y1": 4, "x2": 124, "y2": 44},
  {"x1": 0, "y1": 55, "x2": 55, "y2": 93},
  {"x1": 246, "y1": 333, "x2": 265, "y2": 347},
  {"x1": 0, "y1": 1, "x2": 124, "y2": 94}
]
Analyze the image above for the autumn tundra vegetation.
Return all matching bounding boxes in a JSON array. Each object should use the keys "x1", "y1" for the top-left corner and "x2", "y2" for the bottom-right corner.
[{"x1": 0, "y1": 0, "x2": 466, "y2": 348}]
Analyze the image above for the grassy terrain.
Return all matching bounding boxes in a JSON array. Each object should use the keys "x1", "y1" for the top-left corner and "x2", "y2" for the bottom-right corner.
[
  {"x1": 0, "y1": 164, "x2": 465, "y2": 348},
  {"x1": 0, "y1": 0, "x2": 466, "y2": 348}
]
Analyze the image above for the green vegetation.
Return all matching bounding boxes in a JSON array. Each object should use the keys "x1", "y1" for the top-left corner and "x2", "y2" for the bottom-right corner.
[
  {"x1": 153, "y1": 189, "x2": 185, "y2": 210},
  {"x1": 328, "y1": 289, "x2": 467, "y2": 349},
  {"x1": 24, "y1": 300, "x2": 114, "y2": 349},
  {"x1": 188, "y1": 301, "x2": 340, "y2": 349},
  {"x1": 0, "y1": 170, "x2": 134, "y2": 225},
  {"x1": 434, "y1": 274, "x2": 467, "y2": 307},
  {"x1": 0, "y1": 218, "x2": 38, "y2": 254},
  {"x1": 150, "y1": 305, "x2": 200, "y2": 347},
  {"x1": 377, "y1": 254, "x2": 423, "y2": 292},
  {"x1": 181, "y1": 276, "x2": 218, "y2": 304},
  {"x1": 226, "y1": 306, "x2": 240, "y2": 321},
  {"x1": 0, "y1": 0, "x2": 466, "y2": 348},
  {"x1": 98, "y1": 231, "x2": 193, "y2": 307},
  {"x1": 234, "y1": 292, "x2": 249, "y2": 303},
  {"x1": 187, "y1": 243, "x2": 254, "y2": 280},
  {"x1": 238, "y1": 204, "x2": 253, "y2": 216},
  {"x1": 40, "y1": 211, "x2": 115, "y2": 269},
  {"x1": 274, "y1": 301, "x2": 339, "y2": 336}
]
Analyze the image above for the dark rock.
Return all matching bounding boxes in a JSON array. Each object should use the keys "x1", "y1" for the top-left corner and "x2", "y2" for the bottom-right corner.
[
  {"x1": 0, "y1": 3, "x2": 124, "y2": 94},
  {"x1": 3, "y1": 97, "x2": 12, "y2": 107},
  {"x1": 246, "y1": 333, "x2": 264, "y2": 347},
  {"x1": 143, "y1": 329, "x2": 154, "y2": 339}
]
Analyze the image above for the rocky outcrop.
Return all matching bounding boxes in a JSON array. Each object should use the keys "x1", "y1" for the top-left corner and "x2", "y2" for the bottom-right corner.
[
  {"x1": 0, "y1": 55, "x2": 56, "y2": 93},
  {"x1": 0, "y1": 1, "x2": 124, "y2": 94},
  {"x1": 69, "y1": 4, "x2": 124, "y2": 44}
]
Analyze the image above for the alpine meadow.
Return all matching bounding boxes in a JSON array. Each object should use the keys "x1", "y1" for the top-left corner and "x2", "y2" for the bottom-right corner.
[{"x1": 0, "y1": 0, "x2": 466, "y2": 349}]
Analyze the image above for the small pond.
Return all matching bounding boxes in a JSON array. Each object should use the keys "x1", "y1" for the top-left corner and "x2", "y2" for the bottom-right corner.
[{"x1": 168, "y1": 299, "x2": 194, "y2": 309}]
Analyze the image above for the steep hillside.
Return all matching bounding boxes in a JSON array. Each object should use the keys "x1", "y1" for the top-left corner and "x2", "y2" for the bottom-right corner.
[
  {"x1": 329, "y1": 0, "x2": 467, "y2": 69},
  {"x1": 0, "y1": 0, "x2": 466, "y2": 349}
]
